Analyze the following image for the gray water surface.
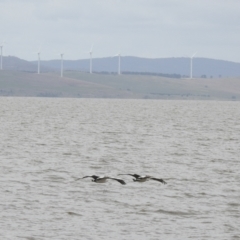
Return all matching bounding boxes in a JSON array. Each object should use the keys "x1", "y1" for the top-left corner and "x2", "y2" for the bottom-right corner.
[{"x1": 0, "y1": 98, "x2": 239, "y2": 240}]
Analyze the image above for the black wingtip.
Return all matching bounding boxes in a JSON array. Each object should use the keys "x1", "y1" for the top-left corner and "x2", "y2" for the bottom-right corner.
[
  {"x1": 118, "y1": 179, "x2": 127, "y2": 185},
  {"x1": 150, "y1": 177, "x2": 167, "y2": 184},
  {"x1": 109, "y1": 178, "x2": 126, "y2": 185}
]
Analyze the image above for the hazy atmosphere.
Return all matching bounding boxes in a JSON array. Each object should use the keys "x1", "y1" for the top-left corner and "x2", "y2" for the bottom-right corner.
[{"x1": 1, "y1": 0, "x2": 240, "y2": 62}]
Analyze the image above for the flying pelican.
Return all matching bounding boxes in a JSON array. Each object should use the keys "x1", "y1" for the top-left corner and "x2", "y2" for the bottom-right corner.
[
  {"x1": 76, "y1": 175, "x2": 126, "y2": 185},
  {"x1": 118, "y1": 174, "x2": 167, "y2": 184}
]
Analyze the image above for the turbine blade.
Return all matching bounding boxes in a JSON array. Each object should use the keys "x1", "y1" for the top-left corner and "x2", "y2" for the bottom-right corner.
[{"x1": 192, "y1": 52, "x2": 197, "y2": 58}]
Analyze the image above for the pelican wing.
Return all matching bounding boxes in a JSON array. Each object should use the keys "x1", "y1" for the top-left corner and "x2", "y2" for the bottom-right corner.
[
  {"x1": 150, "y1": 177, "x2": 167, "y2": 184},
  {"x1": 82, "y1": 175, "x2": 100, "y2": 180},
  {"x1": 109, "y1": 177, "x2": 126, "y2": 185},
  {"x1": 118, "y1": 174, "x2": 141, "y2": 179}
]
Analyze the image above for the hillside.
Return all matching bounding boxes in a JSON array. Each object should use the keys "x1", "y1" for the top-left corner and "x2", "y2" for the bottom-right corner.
[
  {"x1": 2, "y1": 56, "x2": 240, "y2": 78},
  {"x1": 2, "y1": 56, "x2": 52, "y2": 72},
  {"x1": 0, "y1": 70, "x2": 138, "y2": 98},
  {"x1": 0, "y1": 70, "x2": 240, "y2": 100},
  {"x1": 39, "y1": 57, "x2": 240, "y2": 78}
]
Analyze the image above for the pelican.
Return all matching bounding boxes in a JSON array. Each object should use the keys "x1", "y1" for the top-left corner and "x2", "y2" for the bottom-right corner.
[
  {"x1": 118, "y1": 174, "x2": 167, "y2": 184},
  {"x1": 76, "y1": 175, "x2": 126, "y2": 185}
]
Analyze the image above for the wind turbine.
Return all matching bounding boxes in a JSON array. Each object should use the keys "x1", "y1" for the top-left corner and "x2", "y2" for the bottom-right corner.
[
  {"x1": 60, "y1": 53, "x2": 64, "y2": 77},
  {"x1": 112, "y1": 53, "x2": 121, "y2": 75},
  {"x1": 0, "y1": 40, "x2": 6, "y2": 70},
  {"x1": 89, "y1": 45, "x2": 93, "y2": 74},
  {"x1": 117, "y1": 53, "x2": 121, "y2": 75},
  {"x1": 190, "y1": 52, "x2": 197, "y2": 79},
  {"x1": 34, "y1": 47, "x2": 41, "y2": 74},
  {"x1": 116, "y1": 53, "x2": 121, "y2": 75}
]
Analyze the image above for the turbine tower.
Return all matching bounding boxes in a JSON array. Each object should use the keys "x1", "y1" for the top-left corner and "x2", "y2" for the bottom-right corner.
[
  {"x1": 0, "y1": 40, "x2": 6, "y2": 70},
  {"x1": 113, "y1": 53, "x2": 121, "y2": 75},
  {"x1": 190, "y1": 52, "x2": 197, "y2": 79},
  {"x1": 89, "y1": 45, "x2": 93, "y2": 74},
  {"x1": 37, "y1": 52, "x2": 40, "y2": 74},
  {"x1": 60, "y1": 53, "x2": 64, "y2": 77},
  {"x1": 34, "y1": 47, "x2": 41, "y2": 74},
  {"x1": 117, "y1": 53, "x2": 121, "y2": 75}
]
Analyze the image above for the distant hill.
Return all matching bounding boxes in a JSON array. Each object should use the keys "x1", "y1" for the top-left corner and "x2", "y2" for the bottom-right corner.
[
  {"x1": 2, "y1": 56, "x2": 53, "y2": 72},
  {"x1": 1, "y1": 55, "x2": 240, "y2": 78},
  {"x1": 1, "y1": 70, "x2": 240, "y2": 100},
  {"x1": 39, "y1": 56, "x2": 240, "y2": 78}
]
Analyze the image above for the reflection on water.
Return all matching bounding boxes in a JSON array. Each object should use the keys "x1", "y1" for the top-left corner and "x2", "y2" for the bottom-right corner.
[{"x1": 0, "y1": 97, "x2": 239, "y2": 239}]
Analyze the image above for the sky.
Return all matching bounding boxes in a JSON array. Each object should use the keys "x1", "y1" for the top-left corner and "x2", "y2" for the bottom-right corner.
[{"x1": 0, "y1": 0, "x2": 240, "y2": 62}]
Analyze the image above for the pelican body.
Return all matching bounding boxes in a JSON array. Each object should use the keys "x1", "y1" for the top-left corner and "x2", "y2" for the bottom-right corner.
[
  {"x1": 77, "y1": 175, "x2": 126, "y2": 185},
  {"x1": 118, "y1": 174, "x2": 167, "y2": 184}
]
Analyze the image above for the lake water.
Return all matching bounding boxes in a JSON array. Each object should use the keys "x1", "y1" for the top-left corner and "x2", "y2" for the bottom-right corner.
[{"x1": 0, "y1": 97, "x2": 239, "y2": 240}]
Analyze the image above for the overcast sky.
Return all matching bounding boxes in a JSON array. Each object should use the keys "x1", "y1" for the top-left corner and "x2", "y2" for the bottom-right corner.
[{"x1": 1, "y1": 0, "x2": 240, "y2": 62}]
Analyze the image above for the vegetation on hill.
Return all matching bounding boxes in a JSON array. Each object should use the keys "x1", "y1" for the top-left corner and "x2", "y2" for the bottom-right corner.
[{"x1": 0, "y1": 70, "x2": 239, "y2": 100}]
